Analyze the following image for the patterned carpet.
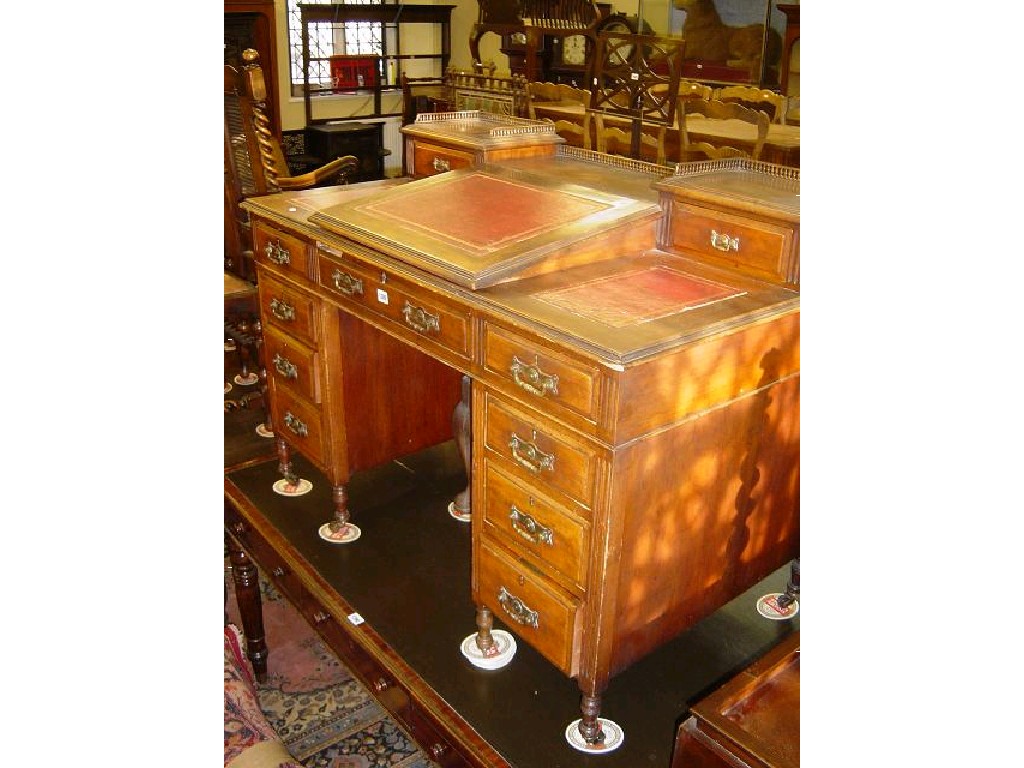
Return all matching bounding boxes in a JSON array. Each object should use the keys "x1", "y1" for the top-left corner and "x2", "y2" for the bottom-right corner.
[{"x1": 225, "y1": 564, "x2": 438, "y2": 768}]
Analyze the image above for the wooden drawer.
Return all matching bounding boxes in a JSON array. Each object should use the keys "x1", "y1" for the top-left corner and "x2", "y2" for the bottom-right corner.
[
  {"x1": 271, "y1": 388, "x2": 325, "y2": 465},
  {"x1": 481, "y1": 391, "x2": 597, "y2": 508},
  {"x1": 478, "y1": 538, "x2": 580, "y2": 676},
  {"x1": 317, "y1": 246, "x2": 377, "y2": 310},
  {"x1": 253, "y1": 221, "x2": 312, "y2": 279},
  {"x1": 413, "y1": 141, "x2": 474, "y2": 177},
  {"x1": 669, "y1": 203, "x2": 797, "y2": 286},
  {"x1": 481, "y1": 321, "x2": 601, "y2": 424},
  {"x1": 262, "y1": 324, "x2": 320, "y2": 404},
  {"x1": 319, "y1": 250, "x2": 472, "y2": 363},
  {"x1": 480, "y1": 459, "x2": 590, "y2": 594},
  {"x1": 405, "y1": 702, "x2": 463, "y2": 768},
  {"x1": 258, "y1": 272, "x2": 319, "y2": 346}
]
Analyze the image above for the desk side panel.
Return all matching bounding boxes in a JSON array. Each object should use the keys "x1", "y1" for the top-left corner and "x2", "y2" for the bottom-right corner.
[{"x1": 602, "y1": 328, "x2": 800, "y2": 675}]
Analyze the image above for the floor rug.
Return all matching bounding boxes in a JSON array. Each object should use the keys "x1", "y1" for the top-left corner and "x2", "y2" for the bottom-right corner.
[{"x1": 226, "y1": 563, "x2": 438, "y2": 768}]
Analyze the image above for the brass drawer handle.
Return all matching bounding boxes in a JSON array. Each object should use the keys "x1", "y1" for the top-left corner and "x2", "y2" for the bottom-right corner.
[
  {"x1": 509, "y1": 432, "x2": 555, "y2": 474},
  {"x1": 332, "y1": 268, "x2": 364, "y2": 296},
  {"x1": 509, "y1": 505, "x2": 554, "y2": 546},
  {"x1": 402, "y1": 300, "x2": 440, "y2": 334},
  {"x1": 231, "y1": 521, "x2": 247, "y2": 536},
  {"x1": 264, "y1": 240, "x2": 291, "y2": 265},
  {"x1": 429, "y1": 743, "x2": 449, "y2": 759},
  {"x1": 283, "y1": 411, "x2": 308, "y2": 437},
  {"x1": 269, "y1": 298, "x2": 296, "y2": 322},
  {"x1": 710, "y1": 229, "x2": 740, "y2": 252},
  {"x1": 372, "y1": 678, "x2": 391, "y2": 693},
  {"x1": 312, "y1": 610, "x2": 331, "y2": 624},
  {"x1": 271, "y1": 566, "x2": 286, "y2": 578},
  {"x1": 432, "y1": 157, "x2": 451, "y2": 173},
  {"x1": 272, "y1": 353, "x2": 298, "y2": 379},
  {"x1": 510, "y1": 355, "x2": 559, "y2": 397},
  {"x1": 498, "y1": 586, "x2": 539, "y2": 629}
]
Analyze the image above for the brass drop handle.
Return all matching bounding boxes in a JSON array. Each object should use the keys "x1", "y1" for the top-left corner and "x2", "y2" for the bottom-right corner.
[
  {"x1": 710, "y1": 229, "x2": 740, "y2": 252},
  {"x1": 312, "y1": 610, "x2": 331, "y2": 625},
  {"x1": 509, "y1": 505, "x2": 554, "y2": 546},
  {"x1": 510, "y1": 355, "x2": 559, "y2": 397},
  {"x1": 509, "y1": 432, "x2": 555, "y2": 474},
  {"x1": 432, "y1": 157, "x2": 451, "y2": 173},
  {"x1": 269, "y1": 298, "x2": 296, "y2": 322},
  {"x1": 231, "y1": 521, "x2": 246, "y2": 536},
  {"x1": 271, "y1": 566, "x2": 286, "y2": 578},
  {"x1": 498, "y1": 586, "x2": 539, "y2": 628},
  {"x1": 264, "y1": 240, "x2": 291, "y2": 265},
  {"x1": 429, "y1": 743, "x2": 449, "y2": 759},
  {"x1": 283, "y1": 412, "x2": 308, "y2": 437},
  {"x1": 373, "y1": 678, "x2": 391, "y2": 692},
  {"x1": 332, "y1": 268, "x2": 364, "y2": 296},
  {"x1": 272, "y1": 353, "x2": 298, "y2": 379},
  {"x1": 401, "y1": 301, "x2": 440, "y2": 334}
]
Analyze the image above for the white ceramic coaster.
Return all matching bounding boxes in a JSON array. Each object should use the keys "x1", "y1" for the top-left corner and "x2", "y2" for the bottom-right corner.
[
  {"x1": 447, "y1": 501, "x2": 471, "y2": 523},
  {"x1": 255, "y1": 423, "x2": 274, "y2": 439},
  {"x1": 755, "y1": 592, "x2": 799, "y2": 620},
  {"x1": 460, "y1": 629, "x2": 517, "y2": 670},
  {"x1": 272, "y1": 478, "x2": 313, "y2": 497},
  {"x1": 565, "y1": 718, "x2": 624, "y2": 754},
  {"x1": 224, "y1": 340, "x2": 236, "y2": 352},
  {"x1": 318, "y1": 522, "x2": 362, "y2": 544},
  {"x1": 234, "y1": 372, "x2": 259, "y2": 386},
  {"x1": 224, "y1": 382, "x2": 233, "y2": 394}
]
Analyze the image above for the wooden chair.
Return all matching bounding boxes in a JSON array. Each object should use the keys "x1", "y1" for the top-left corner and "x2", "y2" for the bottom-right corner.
[
  {"x1": 224, "y1": 48, "x2": 358, "y2": 430},
  {"x1": 678, "y1": 98, "x2": 769, "y2": 162},
  {"x1": 401, "y1": 74, "x2": 451, "y2": 126},
  {"x1": 782, "y1": 95, "x2": 799, "y2": 126},
  {"x1": 677, "y1": 79, "x2": 714, "y2": 103},
  {"x1": 713, "y1": 84, "x2": 787, "y2": 123},
  {"x1": 526, "y1": 81, "x2": 592, "y2": 150},
  {"x1": 593, "y1": 113, "x2": 667, "y2": 165}
]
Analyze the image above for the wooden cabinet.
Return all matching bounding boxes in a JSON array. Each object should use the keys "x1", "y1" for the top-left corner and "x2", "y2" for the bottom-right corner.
[{"x1": 302, "y1": 122, "x2": 388, "y2": 183}]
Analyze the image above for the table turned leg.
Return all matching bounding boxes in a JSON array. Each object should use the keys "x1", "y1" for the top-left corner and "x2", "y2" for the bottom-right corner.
[
  {"x1": 450, "y1": 375, "x2": 472, "y2": 519},
  {"x1": 777, "y1": 557, "x2": 800, "y2": 610},
  {"x1": 330, "y1": 484, "x2": 350, "y2": 531},
  {"x1": 276, "y1": 437, "x2": 295, "y2": 485},
  {"x1": 227, "y1": 537, "x2": 268, "y2": 682},
  {"x1": 474, "y1": 605, "x2": 495, "y2": 655},
  {"x1": 578, "y1": 693, "x2": 606, "y2": 745}
]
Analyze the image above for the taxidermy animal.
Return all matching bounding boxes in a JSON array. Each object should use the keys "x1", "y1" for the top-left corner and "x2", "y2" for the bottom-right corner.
[{"x1": 673, "y1": 0, "x2": 781, "y2": 71}]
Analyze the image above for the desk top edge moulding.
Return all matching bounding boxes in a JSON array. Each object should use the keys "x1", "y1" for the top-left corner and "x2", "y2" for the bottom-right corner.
[{"x1": 237, "y1": 123, "x2": 799, "y2": 759}]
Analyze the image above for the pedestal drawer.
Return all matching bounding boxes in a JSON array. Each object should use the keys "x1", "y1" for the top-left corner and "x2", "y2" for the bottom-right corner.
[
  {"x1": 481, "y1": 321, "x2": 601, "y2": 425},
  {"x1": 253, "y1": 222, "x2": 312, "y2": 279},
  {"x1": 262, "y1": 324, "x2": 320, "y2": 404},
  {"x1": 478, "y1": 538, "x2": 580, "y2": 676},
  {"x1": 480, "y1": 459, "x2": 590, "y2": 594},
  {"x1": 258, "y1": 272, "x2": 319, "y2": 346},
  {"x1": 482, "y1": 391, "x2": 597, "y2": 508},
  {"x1": 669, "y1": 203, "x2": 797, "y2": 286},
  {"x1": 413, "y1": 141, "x2": 474, "y2": 177},
  {"x1": 271, "y1": 389, "x2": 325, "y2": 465}
]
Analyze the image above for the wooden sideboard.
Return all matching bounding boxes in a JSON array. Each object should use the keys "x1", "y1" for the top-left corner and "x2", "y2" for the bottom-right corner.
[{"x1": 239, "y1": 143, "x2": 800, "y2": 754}]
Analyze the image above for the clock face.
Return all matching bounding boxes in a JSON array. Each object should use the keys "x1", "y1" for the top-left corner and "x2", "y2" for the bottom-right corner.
[{"x1": 561, "y1": 35, "x2": 587, "y2": 67}]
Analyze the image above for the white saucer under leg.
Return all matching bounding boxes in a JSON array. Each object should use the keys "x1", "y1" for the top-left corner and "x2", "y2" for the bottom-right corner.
[
  {"x1": 272, "y1": 478, "x2": 313, "y2": 497},
  {"x1": 460, "y1": 630, "x2": 516, "y2": 669},
  {"x1": 255, "y1": 423, "x2": 274, "y2": 438},
  {"x1": 564, "y1": 718, "x2": 624, "y2": 753},
  {"x1": 447, "y1": 501, "x2": 471, "y2": 522},
  {"x1": 318, "y1": 522, "x2": 362, "y2": 544},
  {"x1": 234, "y1": 372, "x2": 259, "y2": 386},
  {"x1": 755, "y1": 592, "x2": 799, "y2": 620}
]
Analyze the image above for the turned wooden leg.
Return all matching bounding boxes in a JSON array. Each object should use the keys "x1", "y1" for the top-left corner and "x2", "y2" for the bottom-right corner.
[
  {"x1": 276, "y1": 437, "x2": 295, "y2": 484},
  {"x1": 236, "y1": 318, "x2": 254, "y2": 381},
  {"x1": 777, "y1": 557, "x2": 800, "y2": 609},
  {"x1": 474, "y1": 605, "x2": 495, "y2": 656},
  {"x1": 451, "y1": 375, "x2": 472, "y2": 517},
  {"x1": 329, "y1": 483, "x2": 351, "y2": 531},
  {"x1": 227, "y1": 536, "x2": 268, "y2": 682},
  {"x1": 255, "y1": 320, "x2": 273, "y2": 434},
  {"x1": 578, "y1": 692, "x2": 606, "y2": 744}
]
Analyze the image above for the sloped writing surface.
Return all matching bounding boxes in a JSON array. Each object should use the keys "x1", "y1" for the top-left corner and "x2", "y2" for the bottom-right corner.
[{"x1": 309, "y1": 166, "x2": 661, "y2": 289}]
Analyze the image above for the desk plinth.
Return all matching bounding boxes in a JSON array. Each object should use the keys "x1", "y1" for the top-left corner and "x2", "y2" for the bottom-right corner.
[{"x1": 239, "y1": 154, "x2": 799, "y2": 748}]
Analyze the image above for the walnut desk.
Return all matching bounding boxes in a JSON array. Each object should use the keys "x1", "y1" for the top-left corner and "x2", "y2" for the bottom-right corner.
[{"x1": 238, "y1": 154, "x2": 800, "y2": 754}]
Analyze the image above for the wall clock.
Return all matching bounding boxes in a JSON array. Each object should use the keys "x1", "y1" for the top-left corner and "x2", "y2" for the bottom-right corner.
[{"x1": 560, "y1": 34, "x2": 587, "y2": 67}]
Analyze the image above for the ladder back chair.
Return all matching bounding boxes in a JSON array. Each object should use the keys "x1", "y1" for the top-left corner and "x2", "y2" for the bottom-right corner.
[
  {"x1": 526, "y1": 81, "x2": 593, "y2": 150},
  {"x1": 678, "y1": 98, "x2": 769, "y2": 162},
  {"x1": 713, "y1": 84, "x2": 787, "y2": 123}
]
